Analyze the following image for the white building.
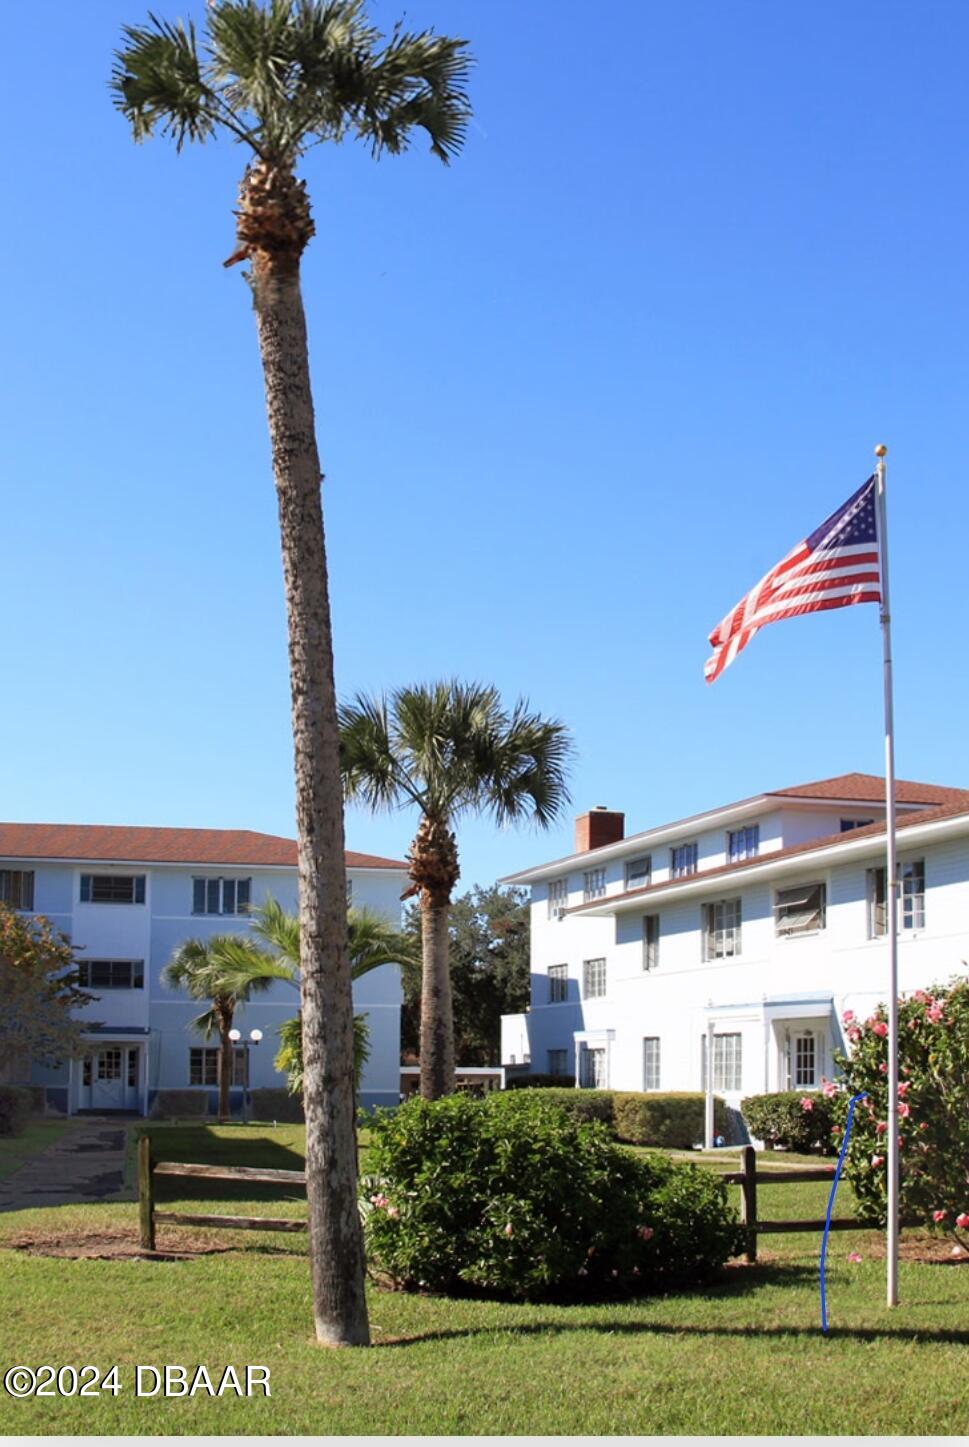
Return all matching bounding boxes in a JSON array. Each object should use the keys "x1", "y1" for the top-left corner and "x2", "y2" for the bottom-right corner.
[
  {"x1": 500, "y1": 773, "x2": 969, "y2": 1124},
  {"x1": 0, "y1": 822, "x2": 407, "y2": 1115}
]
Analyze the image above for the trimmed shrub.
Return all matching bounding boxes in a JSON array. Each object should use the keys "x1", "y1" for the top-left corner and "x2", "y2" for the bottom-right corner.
[
  {"x1": 510, "y1": 1087, "x2": 615, "y2": 1125},
  {"x1": 505, "y1": 1073, "x2": 576, "y2": 1089},
  {"x1": 0, "y1": 1086, "x2": 33, "y2": 1136},
  {"x1": 149, "y1": 1089, "x2": 210, "y2": 1120},
  {"x1": 741, "y1": 1090, "x2": 837, "y2": 1154},
  {"x1": 249, "y1": 1088, "x2": 304, "y2": 1123},
  {"x1": 363, "y1": 1091, "x2": 741, "y2": 1300},
  {"x1": 613, "y1": 1092, "x2": 730, "y2": 1149}
]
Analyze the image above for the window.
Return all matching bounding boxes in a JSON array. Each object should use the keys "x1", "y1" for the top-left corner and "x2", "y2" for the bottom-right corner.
[
  {"x1": 579, "y1": 1046, "x2": 606, "y2": 1088},
  {"x1": 547, "y1": 876, "x2": 569, "y2": 920},
  {"x1": 97, "y1": 1048, "x2": 122, "y2": 1082},
  {"x1": 793, "y1": 1031, "x2": 816, "y2": 1087},
  {"x1": 703, "y1": 898, "x2": 742, "y2": 959},
  {"x1": 702, "y1": 1031, "x2": 743, "y2": 1092},
  {"x1": 670, "y1": 843, "x2": 698, "y2": 878},
  {"x1": 189, "y1": 1047, "x2": 247, "y2": 1087},
  {"x1": 867, "y1": 861, "x2": 924, "y2": 935},
  {"x1": 774, "y1": 882, "x2": 826, "y2": 936},
  {"x1": 624, "y1": 855, "x2": 652, "y2": 891},
  {"x1": 127, "y1": 1047, "x2": 138, "y2": 1089},
  {"x1": 583, "y1": 957, "x2": 606, "y2": 998},
  {"x1": 727, "y1": 826, "x2": 759, "y2": 862},
  {"x1": 547, "y1": 964, "x2": 568, "y2": 1003},
  {"x1": 583, "y1": 868, "x2": 606, "y2": 902},
  {"x1": 0, "y1": 869, "x2": 34, "y2": 910},
  {"x1": 346, "y1": 878, "x2": 353, "y2": 908},
  {"x1": 82, "y1": 1056, "x2": 92, "y2": 1088},
  {"x1": 901, "y1": 860, "x2": 925, "y2": 931},
  {"x1": 77, "y1": 959, "x2": 144, "y2": 990},
  {"x1": 80, "y1": 873, "x2": 146, "y2": 904},
  {"x1": 643, "y1": 914, "x2": 659, "y2": 971},
  {"x1": 192, "y1": 877, "x2": 252, "y2": 915},
  {"x1": 866, "y1": 866, "x2": 887, "y2": 938},
  {"x1": 548, "y1": 1048, "x2": 568, "y2": 1076},
  {"x1": 642, "y1": 1037, "x2": 661, "y2": 1091},
  {"x1": 841, "y1": 818, "x2": 874, "y2": 832}
]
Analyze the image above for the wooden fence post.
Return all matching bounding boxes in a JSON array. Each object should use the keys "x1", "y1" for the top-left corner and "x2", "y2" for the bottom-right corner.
[
  {"x1": 138, "y1": 1135, "x2": 155, "y2": 1251},
  {"x1": 740, "y1": 1144, "x2": 757, "y2": 1263}
]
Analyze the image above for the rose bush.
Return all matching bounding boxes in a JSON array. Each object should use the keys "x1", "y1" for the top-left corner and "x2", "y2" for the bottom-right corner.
[
  {"x1": 362, "y1": 1091, "x2": 741, "y2": 1299},
  {"x1": 832, "y1": 977, "x2": 969, "y2": 1249}
]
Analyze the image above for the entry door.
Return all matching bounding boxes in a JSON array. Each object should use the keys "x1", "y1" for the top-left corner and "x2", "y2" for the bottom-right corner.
[
  {"x1": 84, "y1": 1047, "x2": 140, "y2": 1110},
  {"x1": 784, "y1": 1028, "x2": 821, "y2": 1089}
]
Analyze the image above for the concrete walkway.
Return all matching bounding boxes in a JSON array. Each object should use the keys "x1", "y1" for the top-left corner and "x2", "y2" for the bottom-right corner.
[{"x1": 0, "y1": 1120, "x2": 129, "y2": 1213}]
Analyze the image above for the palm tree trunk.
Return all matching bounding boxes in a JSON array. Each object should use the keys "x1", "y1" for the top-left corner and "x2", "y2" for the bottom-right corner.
[
  {"x1": 217, "y1": 1008, "x2": 233, "y2": 1124},
  {"x1": 420, "y1": 890, "x2": 455, "y2": 1099},
  {"x1": 249, "y1": 244, "x2": 369, "y2": 1348}
]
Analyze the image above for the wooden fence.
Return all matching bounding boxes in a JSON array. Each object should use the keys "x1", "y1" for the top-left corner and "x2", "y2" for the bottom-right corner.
[
  {"x1": 137, "y1": 1137, "x2": 307, "y2": 1250},
  {"x1": 724, "y1": 1144, "x2": 867, "y2": 1262}
]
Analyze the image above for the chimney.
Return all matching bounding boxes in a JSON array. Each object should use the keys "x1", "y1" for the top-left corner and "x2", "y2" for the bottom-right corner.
[{"x1": 575, "y1": 806, "x2": 625, "y2": 854}]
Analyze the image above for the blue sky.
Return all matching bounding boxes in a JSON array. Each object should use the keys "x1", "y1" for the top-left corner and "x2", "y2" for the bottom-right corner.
[{"x1": 3, "y1": 0, "x2": 968, "y2": 890}]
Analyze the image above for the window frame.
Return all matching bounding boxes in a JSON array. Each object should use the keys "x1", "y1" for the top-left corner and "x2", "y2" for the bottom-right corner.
[
  {"x1": 702, "y1": 1031, "x2": 743, "y2": 1092},
  {"x1": 727, "y1": 826, "x2": 760, "y2": 863},
  {"x1": 841, "y1": 818, "x2": 875, "y2": 832},
  {"x1": 642, "y1": 1036, "x2": 661, "y2": 1091},
  {"x1": 547, "y1": 963, "x2": 568, "y2": 1004},
  {"x1": 703, "y1": 897, "x2": 742, "y2": 960},
  {"x1": 793, "y1": 1029, "x2": 817, "y2": 1088},
  {"x1": 642, "y1": 913, "x2": 659, "y2": 971},
  {"x1": 189, "y1": 1046, "x2": 247, "y2": 1087},
  {"x1": 547, "y1": 876, "x2": 569, "y2": 920},
  {"x1": 579, "y1": 1045, "x2": 606, "y2": 1089},
  {"x1": 191, "y1": 876, "x2": 252, "y2": 916},
  {"x1": 0, "y1": 869, "x2": 34, "y2": 910},
  {"x1": 624, "y1": 855, "x2": 652, "y2": 892},
  {"x1": 547, "y1": 1048, "x2": 568, "y2": 1076},
  {"x1": 900, "y1": 859, "x2": 925, "y2": 931},
  {"x1": 77, "y1": 959, "x2": 145, "y2": 991},
  {"x1": 774, "y1": 881, "x2": 827, "y2": 937},
  {"x1": 582, "y1": 957, "x2": 607, "y2": 999},
  {"x1": 582, "y1": 868, "x2": 607, "y2": 903},
  {"x1": 80, "y1": 873, "x2": 146, "y2": 905},
  {"x1": 670, "y1": 842, "x2": 698, "y2": 879}
]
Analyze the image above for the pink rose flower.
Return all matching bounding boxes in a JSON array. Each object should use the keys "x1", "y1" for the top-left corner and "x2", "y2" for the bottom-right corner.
[
  {"x1": 842, "y1": 1010, "x2": 855, "y2": 1025},
  {"x1": 370, "y1": 1193, "x2": 390, "y2": 1209},
  {"x1": 919, "y1": 1121, "x2": 928, "y2": 1131},
  {"x1": 822, "y1": 1080, "x2": 838, "y2": 1098},
  {"x1": 932, "y1": 1210, "x2": 947, "y2": 1223},
  {"x1": 927, "y1": 1005, "x2": 944, "y2": 1023},
  {"x1": 898, "y1": 1101, "x2": 911, "y2": 1118},
  {"x1": 386, "y1": 1205, "x2": 399, "y2": 1220},
  {"x1": 637, "y1": 1225, "x2": 654, "y2": 1241},
  {"x1": 871, "y1": 1155, "x2": 884, "y2": 1167},
  {"x1": 875, "y1": 1121, "x2": 887, "y2": 1134},
  {"x1": 872, "y1": 1021, "x2": 888, "y2": 1038},
  {"x1": 897, "y1": 1081, "x2": 909, "y2": 1096},
  {"x1": 879, "y1": 1062, "x2": 888, "y2": 1074},
  {"x1": 800, "y1": 1096, "x2": 814, "y2": 1112},
  {"x1": 848, "y1": 1028, "x2": 861, "y2": 1043},
  {"x1": 956, "y1": 1213, "x2": 969, "y2": 1230},
  {"x1": 504, "y1": 1222, "x2": 514, "y2": 1237}
]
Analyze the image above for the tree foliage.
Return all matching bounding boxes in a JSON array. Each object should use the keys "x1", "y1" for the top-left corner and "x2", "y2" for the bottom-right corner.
[
  {"x1": 399, "y1": 884, "x2": 530, "y2": 1063},
  {"x1": 832, "y1": 976, "x2": 969, "y2": 1246},
  {"x1": 0, "y1": 905, "x2": 92, "y2": 1079}
]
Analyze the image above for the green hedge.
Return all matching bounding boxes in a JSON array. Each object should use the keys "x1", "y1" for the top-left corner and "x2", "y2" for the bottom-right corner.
[
  {"x1": 0, "y1": 1086, "x2": 33, "y2": 1136},
  {"x1": 516, "y1": 1088, "x2": 615, "y2": 1125},
  {"x1": 364, "y1": 1091, "x2": 742, "y2": 1299},
  {"x1": 149, "y1": 1090, "x2": 210, "y2": 1120},
  {"x1": 613, "y1": 1092, "x2": 730, "y2": 1149},
  {"x1": 249, "y1": 1088, "x2": 304, "y2": 1123},
  {"x1": 741, "y1": 1090, "x2": 837, "y2": 1155},
  {"x1": 505, "y1": 1073, "x2": 576, "y2": 1089}
]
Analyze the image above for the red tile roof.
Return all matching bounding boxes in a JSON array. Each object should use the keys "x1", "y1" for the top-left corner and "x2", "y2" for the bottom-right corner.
[
  {"x1": 766, "y1": 772, "x2": 969, "y2": 806},
  {"x1": 0, "y1": 822, "x2": 407, "y2": 871},
  {"x1": 568, "y1": 794, "x2": 969, "y2": 915}
]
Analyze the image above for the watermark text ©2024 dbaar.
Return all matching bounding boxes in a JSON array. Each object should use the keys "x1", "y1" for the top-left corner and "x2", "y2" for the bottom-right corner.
[{"x1": 2, "y1": 1363, "x2": 270, "y2": 1400}]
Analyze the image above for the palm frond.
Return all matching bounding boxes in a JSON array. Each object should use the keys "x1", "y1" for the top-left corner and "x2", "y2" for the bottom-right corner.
[
  {"x1": 111, "y1": 13, "x2": 219, "y2": 150},
  {"x1": 250, "y1": 894, "x2": 302, "y2": 967}
]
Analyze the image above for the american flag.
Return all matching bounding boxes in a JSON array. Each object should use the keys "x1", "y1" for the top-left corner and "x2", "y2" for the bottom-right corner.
[{"x1": 705, "y1": 476, "x2": 882, "y2": 684}]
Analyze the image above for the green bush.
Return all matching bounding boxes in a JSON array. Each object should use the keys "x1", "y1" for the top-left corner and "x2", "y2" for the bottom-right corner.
[
  {"x1": 249, "y1": 1088, "x2": 304, "y2": 1123},
  {"x1": 149, "y1": 1089, "x2": 210, "y2": 1120},
  {"x1": 363, "y1": 1091, "x2": 741, "y2": 1300},
  {"x1": 505, "y1": 1073, "x2": 576, "y2": 1089},
  {"x1": 613, "y1": 1092, "x2": 730, "y2": 1148},
  {"x1": 513, "y1": 1087, "x2": 615, "y2": 1125},
  {"x1": 741, "y1": 1090, "x2": 837, "y2": 1154},
  {"x1": 0, "y1": 1086, "x2": 33, "y2": 1136}
]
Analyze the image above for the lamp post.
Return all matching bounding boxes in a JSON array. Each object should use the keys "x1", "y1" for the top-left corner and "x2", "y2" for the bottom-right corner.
[{"x1": 228, "y1": 1027, "x2": 263, "y2": 1124}]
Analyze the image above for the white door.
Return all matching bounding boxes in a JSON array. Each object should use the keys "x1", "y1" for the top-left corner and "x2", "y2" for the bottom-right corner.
[
  {"x1": 784, "y1": 1027, "x2": 822, "y2": 1089},
  {"x1": 82, "y1": 1047, "x2": 140, "y2": 1110}
]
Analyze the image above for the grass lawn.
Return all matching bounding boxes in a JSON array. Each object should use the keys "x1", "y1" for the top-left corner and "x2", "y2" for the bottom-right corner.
[
  {"x1": 0, "y1": 1122, "x2": 966, "y2": 1435},
  {"x1": 0, "y1": 1120, "x2": 69, "y2": 1182}
]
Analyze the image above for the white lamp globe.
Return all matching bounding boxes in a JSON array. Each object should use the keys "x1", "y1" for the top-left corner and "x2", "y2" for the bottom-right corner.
[
  {"x1": 250, "y1": 1029, "x2": 263, "y2": 1044},
  {"x1": 228, "y1": 1028, "x2": 241, "y2": 1043}
]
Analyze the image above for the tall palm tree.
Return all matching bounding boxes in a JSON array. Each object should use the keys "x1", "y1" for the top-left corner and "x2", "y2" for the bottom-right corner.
[
  {"x1": 111, "y1": 1, "x2": 471, "y2": 1347},
  {"x1": 162, "y1": 934, "x2": 278, "y2": 1123},
  {"x1": 339, "y1": 681, "x2": 573, "y2": 1100}
]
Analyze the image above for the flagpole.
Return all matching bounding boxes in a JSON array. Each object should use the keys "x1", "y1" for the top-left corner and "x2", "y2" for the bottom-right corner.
[{"x1": 874, "y1": 442, "x2": 900, "y2": 1308}]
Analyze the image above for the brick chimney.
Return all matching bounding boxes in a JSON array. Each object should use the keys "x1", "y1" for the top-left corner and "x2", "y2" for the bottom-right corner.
[{"x1": 575, "y1": 806, "x2": 625, "y2": 854}]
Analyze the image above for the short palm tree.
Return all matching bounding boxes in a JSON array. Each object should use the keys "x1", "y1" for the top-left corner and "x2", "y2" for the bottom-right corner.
[
  {"x1": 162, "y1": 934, "x2": 279, "y2": 1123},
  {"x1": 339, "y1": 681, "x2": 572, "y2": 1099},
  {"x1": 112, "y1": 1, "x2": 471, "y2": 1347}
]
